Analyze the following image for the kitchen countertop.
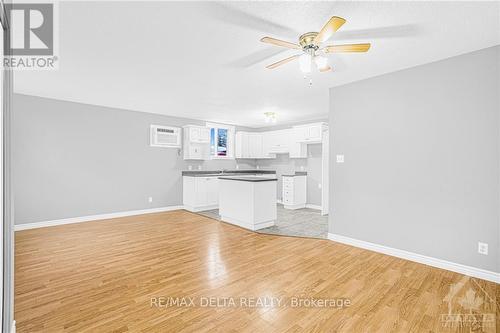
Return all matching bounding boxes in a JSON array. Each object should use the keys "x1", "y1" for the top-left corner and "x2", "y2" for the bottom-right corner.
[
  {"x1": 182, "y1": 170, "x2": 276, "y2": 177},
  {"x1": 282, "y1": 171, "x2": 307, "y2": 177},
  {"x1": 218, "y1": 176, "x2": 278, "y2": 182}
]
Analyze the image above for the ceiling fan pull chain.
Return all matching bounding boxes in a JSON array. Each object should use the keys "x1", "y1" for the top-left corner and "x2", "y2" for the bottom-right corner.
[{"x1": 303, "y1": 74, "x2": 313, "y2": 86}]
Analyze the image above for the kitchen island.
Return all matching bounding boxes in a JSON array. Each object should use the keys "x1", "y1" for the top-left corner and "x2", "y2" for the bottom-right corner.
[
  {"x1": 218, "y1": 176, "x2": 277, "y2": 231},
  {"x1": 182, "y1": 170, "x2": 276, "y2": 212}
]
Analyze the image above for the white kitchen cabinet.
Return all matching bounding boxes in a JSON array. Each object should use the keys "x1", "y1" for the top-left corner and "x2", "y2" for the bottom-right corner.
[
  {"x1": 235, "y1": 132, "x2": 249, "y2": 158},
  {"x1": 183, "y1": 176, "x2": 219, "y2": 212},
  {"x1": 235, "y1": 132, "x2": 273, "y2": 159},
  {"x1": 263, "y1": 129, "x2": 290, "y2": 154},
  {"x1": 293, "y1": 122, "x2": 327, "y2": 144},
  {"x1": 183, "y1": 125, "x2": 210, "y2": 160},
  {"x1": 236, "y1": 123, "x2": 326, "y2": 159},
  {"x1": 282, "y1": 175, "x2": 306, "y2": 209},
  {"x1": 289, "y1": 129, "x2": 307, "y2": 158},
  {"x1": 186, "y1": 126, "x2": 210, "y2": 143},
  {"x1": 248, "y1": 133, "x2": 263, "y2": 157},
  {"x1": 205, "y1": 177, "x2": 219, "y2": 206}
]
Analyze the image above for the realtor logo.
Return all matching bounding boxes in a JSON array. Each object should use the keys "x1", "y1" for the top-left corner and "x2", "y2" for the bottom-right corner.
[
  {"x1": 3, "y1": 2, "x2": 58, "y2": 69},
  {"x1": 5, "y1": 3, "x2": 53, "y2": 55}
]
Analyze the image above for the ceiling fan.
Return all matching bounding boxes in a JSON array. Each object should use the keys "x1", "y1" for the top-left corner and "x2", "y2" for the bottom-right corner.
[{"x1": 261, "y1": 16, "x2": 371, "y2": 73}]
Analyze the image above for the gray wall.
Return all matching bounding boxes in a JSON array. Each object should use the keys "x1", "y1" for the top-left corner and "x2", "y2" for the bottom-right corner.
[
  {"x1": 13, "y1": 94, "x2": 255, "y2": 224},
  {"x1": 255, "y1": 121, "x2": 327, "y2": 206},
  {"x1": 329, "y1": 46, "x2": 499, "y2": 272}
]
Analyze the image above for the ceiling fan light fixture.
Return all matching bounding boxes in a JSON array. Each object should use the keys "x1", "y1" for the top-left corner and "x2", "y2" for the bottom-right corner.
[
  {"x1": 299, "y1": 53, "x2": 312, "y2": 73},
  {"x1": 260, "y1": 16, "x2": 371, "y2": 76},
  {"x1": 315, "y1": 55, "x2": 329, "y2": 71}
]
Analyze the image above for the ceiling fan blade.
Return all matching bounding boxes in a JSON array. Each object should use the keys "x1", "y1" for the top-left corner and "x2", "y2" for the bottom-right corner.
[
  {"x1": 314, "y1": 16, "x2": 346, "y2": 45},
  {"x1": 261, "y1": 37, "x2": 301, "y2": 50},
  {"x1": 319, "y1": 65, "x2": 332, "y2": 73},
  {"x1": 324, "y1": 43, "x2": 371, "y2": 53},
  {"x1": 227, "y1": 47, "x2": 287, "y2": 68},
  {"x1": 266, "y1": 55, "x2": 300, "y2": 69},
  {"x1": 203, "y1": 2, "x2": 299, "y2": 37},
  {"x1": 334, "y1": 24, "x2": 420, "y2": 41}
]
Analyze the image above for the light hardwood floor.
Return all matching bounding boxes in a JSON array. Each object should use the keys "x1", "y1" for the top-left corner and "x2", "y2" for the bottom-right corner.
[{"x1": 15, "y1": 210, "x2": 498, "y2": 332}]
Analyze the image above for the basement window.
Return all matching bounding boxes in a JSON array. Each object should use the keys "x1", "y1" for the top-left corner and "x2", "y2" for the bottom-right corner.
[{"x1": 206, "y1": 122, "x2": 235, "y2": 159}]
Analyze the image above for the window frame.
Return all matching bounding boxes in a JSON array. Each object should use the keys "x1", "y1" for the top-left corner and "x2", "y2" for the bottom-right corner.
[{"x1": 206, "y1": 122, "x2": 235, "y2": 160}]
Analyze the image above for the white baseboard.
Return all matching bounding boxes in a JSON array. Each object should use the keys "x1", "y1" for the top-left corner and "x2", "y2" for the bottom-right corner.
[
  {"x1": 284, "y1": 203, "x2": 306, "y2": 210},
  {"x1": 14, "y1": 206, "x2": 184, "y2": 231},
  {"x1": 221, "y1": 215, "x2": 275, "y2": 231},
  {"x1": 278, "y1": 201, "x2": 321, "y2": 211},
  {"x1": 184, "y1": 204, "x2": 218, "y2": 213},
  {"x1": 328, "y1": 233, "x2": 500, "y2": 284}
]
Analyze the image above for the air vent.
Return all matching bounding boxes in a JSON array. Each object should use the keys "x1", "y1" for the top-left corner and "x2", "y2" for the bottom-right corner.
[{"x1": 150, "y1": 125, "x2": 181, "y2": 148}]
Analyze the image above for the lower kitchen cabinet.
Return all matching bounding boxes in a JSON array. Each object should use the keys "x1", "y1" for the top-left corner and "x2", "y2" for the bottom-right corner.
[
  {"x1": 183, "y1": 176, "x2": 219, "y2": 212},
  {"x1": 282, "y1": 175, "x2": 306, "y2": 209}
]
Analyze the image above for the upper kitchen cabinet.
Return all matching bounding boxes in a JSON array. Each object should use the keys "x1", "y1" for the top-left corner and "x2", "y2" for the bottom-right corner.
[
  {"x1": 235, "y1": 132, "x2": 249, "y2": 158},
  {"x1": 236, "y1": 132, "x2": 273, "y2": 159},
  {"x1": 185, "y1": 125, "x2": 210, "y2": 143},
  {"x1": 293, "y1": 122, "x2": 327, "y2": 144},
  {"x1": 248, "y1": 133, "x2": 263, "y2": 158},
  {"x1": 289, "y1": 130, "x2": 307, "y2": 158},
  {"x1": 235, "y1": 123, "x2": 327, "y2": 159},
  {"x1": 183, "y1": 125, "x2": 210, "y2": 160},
  {"x1": 263, "y1": 129, "x2": 290, "y2": 154}
]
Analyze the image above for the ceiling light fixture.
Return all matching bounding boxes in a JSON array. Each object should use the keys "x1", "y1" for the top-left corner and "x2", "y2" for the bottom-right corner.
[
  {"x1": 264, "y1": 111, "x2": 277, "y2": 123},
  {"x1": 299, "y1": 53, "x2": 312, "y2": 73},
  {"x1": 314, "y1": 55, "x2": 329, "y2": 71}
]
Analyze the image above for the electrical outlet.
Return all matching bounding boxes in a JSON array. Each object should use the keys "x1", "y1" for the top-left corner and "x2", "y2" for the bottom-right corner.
[
  {"x1": 318, "y1": 183, "x2": 322, "y2": 189},
  {"x1": 336, "y1": 155, "x2": 344, "y2": 163},
  {"x1": 148, "y1": 197, "x2": 153, "y2": 203},
  {"x1": 478, "y1": 242, "x2": 488, "y2": 255},
  {"x1": 188, "y1": 165, "x2": 192, "y2": 170}
]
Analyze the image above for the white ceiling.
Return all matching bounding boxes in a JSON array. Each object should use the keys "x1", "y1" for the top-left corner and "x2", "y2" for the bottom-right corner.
[{"x1": 14, "y1": 1, "x2": 500, "y2": 128}]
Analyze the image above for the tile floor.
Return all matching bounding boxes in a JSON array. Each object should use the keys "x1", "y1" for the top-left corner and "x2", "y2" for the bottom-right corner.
[{"x1": 197, "y1": 204, "x2": 328, "y2": 239}]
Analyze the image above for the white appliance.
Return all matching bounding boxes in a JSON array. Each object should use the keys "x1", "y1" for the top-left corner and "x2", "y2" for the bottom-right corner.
[{"x1": 150, "y1": 125, "x2": 181, "y2": 148}]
